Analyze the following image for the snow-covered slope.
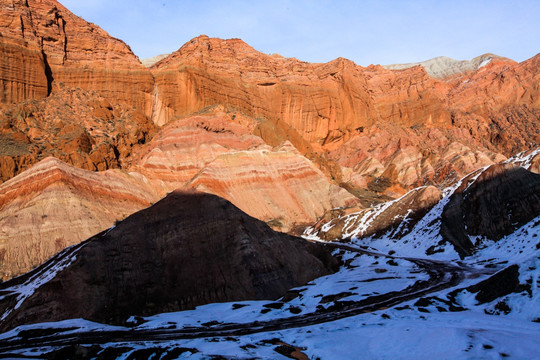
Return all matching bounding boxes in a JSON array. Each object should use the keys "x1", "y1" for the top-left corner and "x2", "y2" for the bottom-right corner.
[{"x1": 305, "y1": 148, "x2": 540, "y2": 260}]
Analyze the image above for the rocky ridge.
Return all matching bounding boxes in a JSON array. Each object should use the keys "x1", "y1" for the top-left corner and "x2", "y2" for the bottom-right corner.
[
  {"x1": 0, "y1": 0, "x2": 154, "y2": 115},
  {"x1": 150, "y1": 35, "x2": 539, "y2": 195},
  {"x1": 0, "y1": 157, "x2": 156, "y2": 280},
  {"x1": 305, "y1": 148, "x2": 540, "y2": 258}
]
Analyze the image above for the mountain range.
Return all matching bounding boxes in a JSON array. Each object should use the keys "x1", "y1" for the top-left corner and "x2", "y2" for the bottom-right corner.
[{"x1": 0, "y1": 0, "x2": 538, "y2": 358}]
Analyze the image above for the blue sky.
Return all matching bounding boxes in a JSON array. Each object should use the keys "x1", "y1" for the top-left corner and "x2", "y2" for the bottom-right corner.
[{"x1": 59, "y1": 0, "x2": 540, "y2": 66}]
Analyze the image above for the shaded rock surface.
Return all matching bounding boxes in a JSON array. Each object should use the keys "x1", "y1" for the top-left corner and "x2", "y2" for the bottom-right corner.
[
  {"x1": 0, "y1": 190, "x2": 338, "y2": 330},
  {"x1": 440, "y1": 164, "x2": 540, "y2": 257},
  {"x1": 466, "y1": 265, "x2": 522, "y2": 304},
  {"x1": 307, "y1": 185, "x2": 442, "y2": 241}
]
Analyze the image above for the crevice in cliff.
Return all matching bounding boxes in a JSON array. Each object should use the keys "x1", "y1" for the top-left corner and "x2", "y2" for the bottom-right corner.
[
  {"x1": 150, "y1": 75, "x2": 174, "y2": 126},
  {"x1": 41, "y1": 49, "x2": 53, "y2": 96}
]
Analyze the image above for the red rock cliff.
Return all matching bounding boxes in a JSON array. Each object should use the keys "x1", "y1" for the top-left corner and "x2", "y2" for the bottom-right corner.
[{"x1": 0, "y1": 0, "x2": 153, "y2": 117}]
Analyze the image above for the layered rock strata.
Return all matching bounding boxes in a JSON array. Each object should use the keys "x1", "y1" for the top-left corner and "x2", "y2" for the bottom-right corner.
[
  {"x1": 151, "y1": 36, "x2": 539, "y2": 195},
  {"x1": 0, "y1": 0, "x2": 154, "y2": 116},
  {"x1": 0, "y1": 157, "x2": 155, "y2": 280},
  {"x1": 129, "y1": 109, "x2": 359, "y2": 232}
]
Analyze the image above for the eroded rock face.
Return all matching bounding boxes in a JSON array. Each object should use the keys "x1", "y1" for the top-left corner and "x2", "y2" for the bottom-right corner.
[
  {"x1": 188, "y1": 142, "x2": 359, "y2": 233},
  {"x1": 441, "y1": 164, "x2": 540, "y2": 257},
  {"x1": 0, "y1": 0, "x2": 158, "y2": 182},
  {"x1": 0, "y1": 157, "x2": 156, "y2": 280},
  {"x1": 0, "y1": 0, "x2": 154, "y2": 116},
  {"x1": 0, "y1": 190, "x2": 338, "y2": 330},
  {"x1": 151, "y1": 36, "x2": 538, "y2": 194},
  {"x1": 151, "y1": 36, "x2": 450, "y2": 146},
  {"x1": 0, "y1": 86, "x2": 156, "y2": 182},
  {"x1": 0, "y1": 110, "x2": 357, "y2": 279},
  {"x1": 0, "y1": 1, "x2": 48, "y2": 105}
]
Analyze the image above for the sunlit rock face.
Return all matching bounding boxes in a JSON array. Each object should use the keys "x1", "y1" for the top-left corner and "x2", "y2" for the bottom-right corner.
[
  {"x1": 129, "y1": 109, "x2": 360, "y2": 233},
  {"x1": 151, "y1": 36, "x2": 539, "y2": 194},
  {"x1": 0, "y1": 0, "x2": 154, "y2": 115},
  {"x1": 0, "y1": 157, "x2": 156, "y2": 280}
]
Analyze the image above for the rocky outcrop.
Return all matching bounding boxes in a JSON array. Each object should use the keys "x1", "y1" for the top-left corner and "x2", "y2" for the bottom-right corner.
[
  {"x1": 0, "y1": 86, "x2": 156, "y2": 182},
  {"x1": 0, "y1": 0, "x2": 154, "y2": 116},
  {"x1": 0, "y1": 190, "x2": 338, "y2": 330},
  {"x1": 307, "y1": 156, "x2": 540, "y2": 258},
  {"x1": 0, "y1": 157, "x2": 156, "y2": 280},
  {"x1": 0, "y1": 0, "x2": 158, "y2": 182},
  {"x1": 441, "y1": 163, "x2": 540, "y2": 257},
  {"x1": 150, "y1": 36, "x2": 538, "y2": 194},
  {"x1": 129, "y1": 107, "x2": 266, "y2": 193},
  {"x1": 0, "y1": 109, "x2": 357, "y2": 279},
  {"x1": 307, "y1": 185, "x2": 442, "y2": 241},
  {"x1": 0, "y1": 0, "x2": 49, "y2": 106},
  {"x1": 188, "y1": 142, "x2": 359, "y2": 233},
  {"x1": 151, "y1": 36, "x2": 450, "y2": 145}
]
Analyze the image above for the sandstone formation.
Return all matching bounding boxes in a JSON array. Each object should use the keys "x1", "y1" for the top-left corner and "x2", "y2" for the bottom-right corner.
[
  {"x1": 0, "y1": 157, "x2": 156, "y2": 280},
  {"x1": 151, "y1": 36, "x2": 450, "y2": 144},
  {"x1": 129, "y1": 108, "x2": 359, "y2": 232},
  {"x1": 0, "y1": 190, "x2": 338, "y2": 330},
  {"x1": 0, "y1": 2, "x2": 48, "y2": 106},
  {"x1": 0, "y1": 108, "x2": 358, "y2": 279},
  {"x1": 0, "y1": 0, "x2": 158, "y2": 181},
  {"x1": 0, "y1": 86, "x2": 156, "y2": 182},
  {"x1": 0, "y1": 0, "x2": 154, "y2": 117},
  {"x1": 150, "y1": 36, "x2": 539, "y2": 195},
  {"x1": 188, "y1": 141, "x2": 359, "y2": 232}
]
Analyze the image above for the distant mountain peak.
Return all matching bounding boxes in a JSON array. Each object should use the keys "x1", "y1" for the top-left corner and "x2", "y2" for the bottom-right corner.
[{"x1": 383, "y1": 53, "x2": 514, "y2": 79}]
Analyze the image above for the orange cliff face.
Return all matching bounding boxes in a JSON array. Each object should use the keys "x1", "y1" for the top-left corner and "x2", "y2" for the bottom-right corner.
[
  {"x1": 0, "y1": 0, "x2": 154, "y2": 117},
  {"x1": 447, "y1": 55, "x2": 540, "y2": 155},
  {"x1": 0, "y1": 86, "x2": 156, "y2": 182},
  {"x1": 151, "y1": 36, "x2": 539, "y2": 195},
  {"x1": 151, "y1": 35, "x2": 451, "y2": 150},
  {"x1": 0, "y1": 0, "x2": 49, "y2": 105}
]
